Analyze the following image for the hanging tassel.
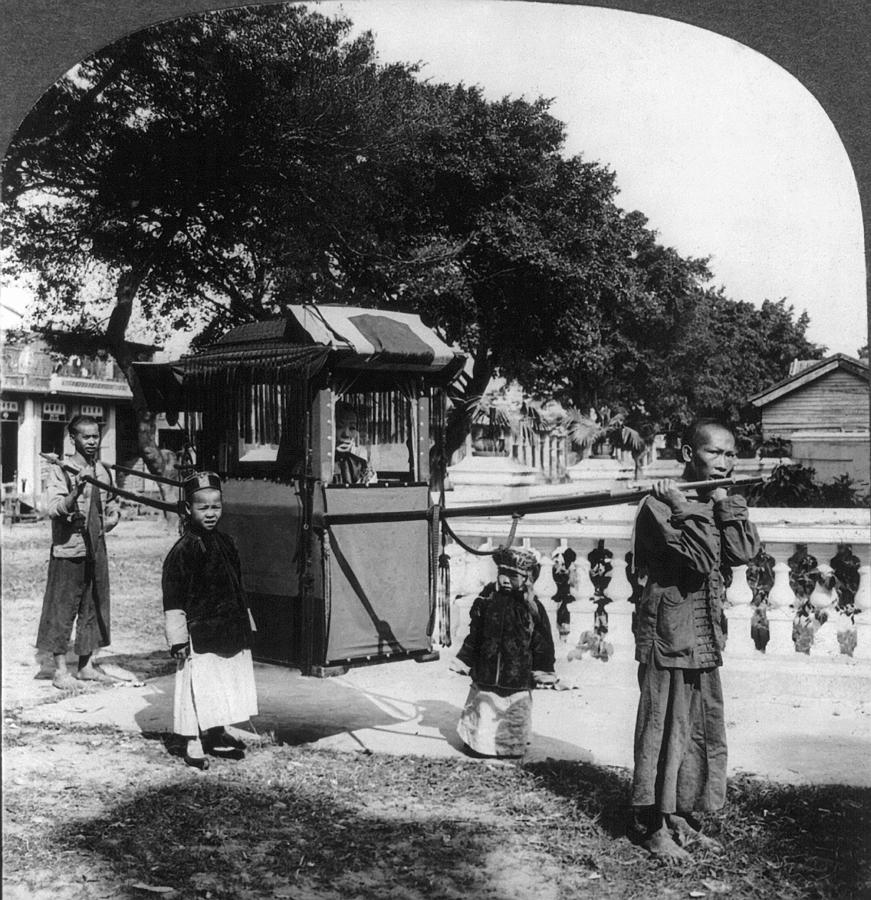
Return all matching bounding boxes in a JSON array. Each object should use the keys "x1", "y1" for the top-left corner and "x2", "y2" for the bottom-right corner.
[
  {"x1": 438, "y1": 547, "x2": 452, "y2": 647},
  {"x1": 431, "y1": 495, "x2": 452, "y2": 647}
]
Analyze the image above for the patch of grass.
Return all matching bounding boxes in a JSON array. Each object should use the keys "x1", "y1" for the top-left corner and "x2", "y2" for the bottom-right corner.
[
  {"x1": 4, "y1": 516, "x2": 870, "y2": 898},
  {"x1": 3, "y1": 728, "x2": 869, "y2": 900},
  {"x1": 2, "y1": 519, "x2": 177, "y2": 709}
]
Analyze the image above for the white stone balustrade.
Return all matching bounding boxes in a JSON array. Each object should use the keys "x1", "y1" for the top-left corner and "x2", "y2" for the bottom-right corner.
[{"x1": 443, "y1": 494, "x2": 871, "y2": 663}]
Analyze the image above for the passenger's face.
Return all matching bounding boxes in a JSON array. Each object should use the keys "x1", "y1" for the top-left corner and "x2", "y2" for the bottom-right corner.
[
  {"x1": 682, "y1": 426, "x2": 737, "y2": 481},
  {"x1": 187, "y1": 488, "x2": 223, "y2": 531},
  {"x1": 336, "y1": 411, "x2": 359, "y2": 452},
  {"x1": 71, "y1": 423, "x2": 101, "y2": 459}
]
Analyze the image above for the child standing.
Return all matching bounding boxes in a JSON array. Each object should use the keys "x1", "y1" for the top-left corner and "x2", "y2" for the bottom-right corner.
[
  {"x1": 450, "y1": 547, "x2": 558, "y2": 758},
  {"x1": 162, "y1": 473, "x2": 258, "y2": 769}
]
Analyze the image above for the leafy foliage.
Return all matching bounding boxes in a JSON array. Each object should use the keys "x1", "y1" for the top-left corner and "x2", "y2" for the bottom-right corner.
[
  {"x1": 748, "y1": 464, "x2": 869, "y2": 508},
  {"x1": 2, "y1": 3, "x2": 823, "y2": 461}
]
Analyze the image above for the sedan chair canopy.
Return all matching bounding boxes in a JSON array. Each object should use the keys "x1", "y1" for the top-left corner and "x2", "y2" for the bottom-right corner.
[{"x1": 133, "y1": 305, "x2": 465, "y2": 674}]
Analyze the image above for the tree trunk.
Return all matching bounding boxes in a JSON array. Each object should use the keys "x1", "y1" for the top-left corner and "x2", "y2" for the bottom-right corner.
[
  {"x1": 104, "y1": 266, "x2": 171, "y2": 479},
  {"x1": 444, "y1": 343, "x2": 492, "y2": 461}
]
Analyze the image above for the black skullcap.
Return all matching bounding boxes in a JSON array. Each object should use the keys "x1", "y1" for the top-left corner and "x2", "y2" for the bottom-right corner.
[{"x1": 183, "y1": 471, "x2": 222, "y2": 500}]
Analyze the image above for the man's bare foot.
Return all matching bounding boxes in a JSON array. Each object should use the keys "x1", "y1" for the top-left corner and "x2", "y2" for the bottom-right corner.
[
  {"x1": 52, "y1": 672, "x2": 81, "y2": 691},
  {"x1": 642, "y1": 825, "x2": 692, "y2": 862},
  {"x1": 75, "y1": 664, "x2": 115, "y2": 683},
  {"x1": 667, "y1": 814, "x2": 724, "y2": 854}
]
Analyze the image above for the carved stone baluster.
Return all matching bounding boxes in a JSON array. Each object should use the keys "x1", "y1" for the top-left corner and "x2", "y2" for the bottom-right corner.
[
  {"x1": 524, "y1": 540, "x2": 559, "y2": 638},
  {"x1": 444, "y1": 542, "x2": 468, "y2": 596},
  {"x1": 725, "y1": 563, "x2": 755, "y2": 657},
  {"x1": 728, "y1": 564, "x2": 754, "y2": 606},
  {"x1": 607, "y1": 555, "x2": 636, "y2": 653},
  {"x1": 575, "y1": 555, "x2": 594, "y2": 602},
  {"x1": 447, "y1": 542, "x2": 472, "y2": 642},
  {"x1": 449, "y1": 539, "x2": 494, "y2": 642},
  {"x1": 551, "y1": 543, "x2": 578, "y2": 645},
  {"x1": 573, "y1": 539, "x2": 615, "y2": 661},
  {"x1": 852, "y1": 564, "x2": 871, "y2": 660},
  {"x1": 529, "y1": 539, "x2": 557, "y2": 601},
  {"x1": 765, "y1": 559, "x2": 796, "y2": 655},
  {"x1": 609, "y1": 554, "x2": 633, "y2": 601},
  {"x1": 475, "y1": 539, "x2": 497, "y2": 588},
  {"x1": 788, "y1": 543, "x2": 821, "y2": 656},
  {"x1": 856, "y1": 564, "x2": 871, "y2": 613},
  {"x1": 743, "y1": 545, "x2": 776, "y2": 655},
  {"x1": 810, "y1": 563, "x2": 839, "y2": 657},
  {"x1": 768, "y1": 560, "x2": 795, "y2": 608}
]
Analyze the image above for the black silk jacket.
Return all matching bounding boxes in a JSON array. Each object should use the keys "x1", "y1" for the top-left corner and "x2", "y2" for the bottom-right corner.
[
  {"x1": 162, "y1": 528, "x2": 253, "y2": 655},
  {"x1": 632, "y1": 494, "x2": 760, "y2": 669},
  {"x1": 456, "y1": 583, "x2": 556, "y2": 692}
]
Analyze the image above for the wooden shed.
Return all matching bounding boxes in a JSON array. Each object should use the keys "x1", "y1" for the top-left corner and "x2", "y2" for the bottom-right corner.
[{"x1": 749, "y1": 354, "x2": 869, "y2": 484}]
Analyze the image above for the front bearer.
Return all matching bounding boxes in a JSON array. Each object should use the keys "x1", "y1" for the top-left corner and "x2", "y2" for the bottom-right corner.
[
  {"x1": 630, "y1": 420, "x2": 760, "y2": 861},
  {"x1": 36, "y1": 415, "x2": 120, "y2": 689}
]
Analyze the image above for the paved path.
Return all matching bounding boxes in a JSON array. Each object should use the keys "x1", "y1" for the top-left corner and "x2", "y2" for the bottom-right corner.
[{"x1": 14, "y1": 642, "x2": 871, "y2": 786}]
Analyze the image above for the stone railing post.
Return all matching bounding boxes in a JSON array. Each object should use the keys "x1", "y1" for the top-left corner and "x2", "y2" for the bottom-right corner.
[
  {"x1": 607, "y1": 556, "x2": 635, "y2": 652},
  {"x1": 725, "y1": 564, "x2": 756, "y2": 656},
  {"x1": 765, "y1": 560, "x2": 797, "y2": 655},
  {"x1": 853, "y1": 565, "x2": 871, "y2": 660},
  {"x1": 449, "y1": 539, "x2": 495, "y2": 642},
  {"x1": 528, "y1": 537, "x2": 557, "y2": 602},
  {"x1": 441, "y1": 501, "x2": 870, "y2": 662},
  {"x1": 809, "y1": 564, "x2": 840, "y2": 657}
]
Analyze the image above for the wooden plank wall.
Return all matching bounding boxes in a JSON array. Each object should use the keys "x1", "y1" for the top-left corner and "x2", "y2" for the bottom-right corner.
[{"x1": 761, "y1": 370, "x2": 869, "y2": 437}]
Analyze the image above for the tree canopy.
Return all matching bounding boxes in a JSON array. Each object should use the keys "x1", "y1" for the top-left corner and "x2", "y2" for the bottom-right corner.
[{"x1": 1, "y1": 3, "x2": 822, "y2": 466}]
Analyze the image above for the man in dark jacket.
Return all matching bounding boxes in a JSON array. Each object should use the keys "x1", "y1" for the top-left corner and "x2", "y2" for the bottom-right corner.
[
  {"x1": 630, "y1": 420, "x2": 760, "y2": 861},
  {"x1": 36, "y1": 415, "x2": 120, "y2": 689}
]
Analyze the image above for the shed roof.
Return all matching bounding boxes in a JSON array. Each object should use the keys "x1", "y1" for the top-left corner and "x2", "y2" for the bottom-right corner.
[{"x1": 749, "y1": 354, "x2": 869, "y2": 407}]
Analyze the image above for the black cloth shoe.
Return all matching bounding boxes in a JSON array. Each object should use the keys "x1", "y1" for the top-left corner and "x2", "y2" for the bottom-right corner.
[{"x1": 204, "y1": 729, "x2": 246, "y2": 752}]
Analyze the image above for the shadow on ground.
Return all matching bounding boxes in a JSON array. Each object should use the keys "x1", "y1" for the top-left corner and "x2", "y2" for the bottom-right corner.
[
  {"x1": 524, "y1": 759, "x2": 633, "y2": 840},
  {"x1": 32, "y1": 648, "x2": 175, "y2": 682},
  {"x1": 4, "y1": 724, "x2": 870, "y2": 900},
  {"x1": 132, "y1": 668, "x2": 438, "y2": 747},
  {"x1": 45, "y1": 777, "x2": 528, "y2": 900},
  {"x1": 525, "y1": 757, "x2": 871, "y2": 897}
]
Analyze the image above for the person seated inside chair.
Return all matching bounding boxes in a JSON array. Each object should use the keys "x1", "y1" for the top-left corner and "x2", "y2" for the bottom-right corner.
[{"x1": 333, "y1": 401, "x2": 377, "y2": 486}]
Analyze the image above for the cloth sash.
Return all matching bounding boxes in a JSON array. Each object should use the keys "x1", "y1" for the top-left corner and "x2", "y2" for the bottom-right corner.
[{"x1": 86, "y1": 480, "x2": 111, "y2": 645}]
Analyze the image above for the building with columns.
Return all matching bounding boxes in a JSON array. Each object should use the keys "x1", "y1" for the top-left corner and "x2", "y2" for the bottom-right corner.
[{"x1": 0, "y1": 331, "x2": 156, "y2": 510}]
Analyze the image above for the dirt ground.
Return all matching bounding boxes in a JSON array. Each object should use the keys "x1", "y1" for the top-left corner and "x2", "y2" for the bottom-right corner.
[{"x1": 3, "y1": 517, "x2": 870, "y2": 899}]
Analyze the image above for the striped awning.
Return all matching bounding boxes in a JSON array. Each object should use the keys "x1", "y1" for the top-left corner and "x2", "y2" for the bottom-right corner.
[
  {"x1": 213, "y1": 305, "x2": 464, "y2": 377},
  {"x1": 133, "y1": 306, "x2": 465, "y2": 410},
  {"x1": 284, "y1": 305, "x2": 459, "y2": 372}
]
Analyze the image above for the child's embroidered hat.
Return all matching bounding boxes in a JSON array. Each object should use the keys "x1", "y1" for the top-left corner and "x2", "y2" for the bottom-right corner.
[
  {"x1": 183, "y1": 471, "x2": 222, "y2": 500},
  {"x1": 492, "y1": 546, "x2": 539, "y2": 575}
]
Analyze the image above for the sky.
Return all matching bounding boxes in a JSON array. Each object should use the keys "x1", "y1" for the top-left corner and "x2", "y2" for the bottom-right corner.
[
  {"x1": 328, "y1": 0, "x2": 868, "y2": 357},
  {"x1": 1, "y1": 0, "x2": 867, "y2": 358}
]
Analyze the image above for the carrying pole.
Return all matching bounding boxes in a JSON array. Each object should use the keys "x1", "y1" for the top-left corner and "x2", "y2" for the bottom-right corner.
[
  {"x1": 106, "y1": 460, "x2": 183, "y2": 487},
  {"x1": 439, "y1": 475, "x2": 765, "y2": 520},
  {"x1": 321, "y1": 475, "x2": 765, "y2": 526},
  {"x1": 40, "y1": 453, "x2": 182, "y2": 514}
]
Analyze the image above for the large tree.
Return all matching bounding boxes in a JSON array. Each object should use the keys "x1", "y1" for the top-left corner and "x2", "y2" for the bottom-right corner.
[
  {"x1": 1, "y1": 3, "x2": 820, "y2": 470},
  {"x1": 657, "y1": 295, "x2": 823, "y2": 429}
]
